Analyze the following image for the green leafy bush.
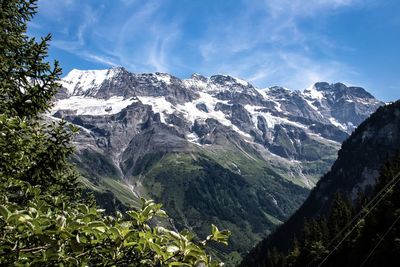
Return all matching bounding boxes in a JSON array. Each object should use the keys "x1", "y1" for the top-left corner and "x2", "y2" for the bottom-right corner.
[{"x1": 0, "y1": 191, "x2": 230, "y2": 266}]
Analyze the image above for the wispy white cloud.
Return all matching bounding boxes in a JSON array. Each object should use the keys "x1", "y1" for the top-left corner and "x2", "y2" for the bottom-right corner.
[
  {"x1": 198, "y1": 0, "x2": 356, "y2": 60},
  {"x1": 192, "y1": 0, "x2": 365, "y2": 89},
  {"x1": 111, "y1": 1, "x2": 182, "y2": 73},
  {"x1": 147, "y1": 29, "x2": 180, "y2": 72},
  {"x1": 33, "y1": 0, "x2": 366, "y2": 90},
  {"x1": 262, "y1": 0, "x2": 359, "y2": 18},
  {"x1": 84, "y1": 53, "x2": 119, "y2": 67},
  {"x1": 35, "y1": 0, "x2": 182, "y2": 73}
]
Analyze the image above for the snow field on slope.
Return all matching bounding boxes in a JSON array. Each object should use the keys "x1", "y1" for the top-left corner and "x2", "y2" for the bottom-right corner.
[
  {"x1": 303, "y1": 84, "x2": 324, "y2": 100},
  {"x1": 138, "y1": 93, "x2": 252, "y2": 138},
  {"x1": 244, "y1": 105, "x2": 308, "y2": 130},
  {"x1": 183, "y1": 75, "x2": 250, "y2": 94},
  {"x1": 52, "y1": 96, "x2": 138, "y2": 116},
  {"x1": 154, "y1": 73, "x2": 172, "y2": 85},
  {"x1": 329, "y1": 117, "x2": 348, "y2": 131}
]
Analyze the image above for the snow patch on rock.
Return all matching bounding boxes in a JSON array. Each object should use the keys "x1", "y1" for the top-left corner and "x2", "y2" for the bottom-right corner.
[
  {"x1": 303, "y1": 84, "x2": 324, "y2": 100},
  {"x1": 154, "y1": 73, "x2": 172, "y2": 85},
  {"x1": 52, "y1": 96, "x2": 137, "y2": 116}
]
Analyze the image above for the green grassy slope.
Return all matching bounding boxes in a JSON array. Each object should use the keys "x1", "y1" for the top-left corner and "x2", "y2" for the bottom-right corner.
[{"x1": 70, "y1": 138, "x2": 337, "y2": 265}]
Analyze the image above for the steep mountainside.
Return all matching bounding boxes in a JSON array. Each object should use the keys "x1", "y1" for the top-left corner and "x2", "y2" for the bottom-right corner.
[
  {"x1": 240, "y1": 101, "x2": 400, "y2": 266},
  {"x1": 51, "y1": 67, "x2": 383, "y2": 261}
]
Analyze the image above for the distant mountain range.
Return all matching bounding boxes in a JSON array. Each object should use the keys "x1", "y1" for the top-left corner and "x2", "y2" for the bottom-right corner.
[{"x1": 51, "y1": 67, "x2": 383, "y2": 262}]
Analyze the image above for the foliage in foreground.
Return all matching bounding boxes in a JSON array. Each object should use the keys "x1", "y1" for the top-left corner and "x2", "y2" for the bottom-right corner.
[
  {"x1": 0, "y1": 186, "x2": 229, "y2": 266},
  {"x1": 0, "y1": 0, "x2": 230, "y2": 266}
]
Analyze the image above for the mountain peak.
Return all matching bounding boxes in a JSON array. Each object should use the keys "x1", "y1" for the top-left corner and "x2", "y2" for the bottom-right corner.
[
  {"x1": 313, "y1": 82, "x2": 375, "y2": 99},
  {"x1": 210, "y1": 74, "x2": 249, "y2": 87},
  {"x1": 313, "y1": 82, "x2": 332, "y2": 91},
  {"x1": 267, "y1": 86, "x2": 295, "y2": 98},
  {"x1": 313, "y1": 82, "x2": 350, "y2": 91},
  {"x1": 153, "y1": 72, "x2": 174, "y2": 85},
  {"x1": 190, "y1": 73, "x2": 208, "y2": 82},
  {"x1": 303, "y1": 84, "x2": 324, "y2": 100},
  {"x1": 269, "y1": 86, "x2": 291, "y2": 92},
  {"x1": 110, "y1": 66, "x2": 126, "y2": 71},
  {"x1": 61, "y1": 67, "x2": 124, "y2": 96}
]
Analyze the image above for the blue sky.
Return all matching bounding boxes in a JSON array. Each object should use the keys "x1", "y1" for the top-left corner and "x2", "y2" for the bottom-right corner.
[{"x1": 29, "y1": 0, "x2": 400, "y2": 101}]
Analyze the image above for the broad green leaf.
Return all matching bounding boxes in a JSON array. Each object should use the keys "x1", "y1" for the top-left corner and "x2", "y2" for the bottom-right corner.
[{"x1": 169, "y1": 262, "x2": 192, "y2": 266}]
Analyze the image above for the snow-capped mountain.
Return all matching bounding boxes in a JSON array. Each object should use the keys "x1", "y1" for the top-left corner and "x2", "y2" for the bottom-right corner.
[
  {"x1": 51, "y1": 67, "x2": 383, "y2": 257},
  {"x1": 54, "y1": 67, "x2": 382, "y2": 156}
]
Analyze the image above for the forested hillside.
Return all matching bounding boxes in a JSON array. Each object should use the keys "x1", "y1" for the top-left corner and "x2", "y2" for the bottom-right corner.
[{"x1": 242, "y1": 153, "x2": 400, "y2": 267}]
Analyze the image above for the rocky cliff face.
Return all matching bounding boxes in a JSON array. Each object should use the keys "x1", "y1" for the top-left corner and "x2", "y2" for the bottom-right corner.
[
  {"x1": 51, "y1": 67, "x2": 383, "y2": 261},
  {"x1": 240, "y1": 101, "x2": 400, "y2": 267},
  {"x1": 55, "y1": 67, "x2": 382, "y2": 161}
]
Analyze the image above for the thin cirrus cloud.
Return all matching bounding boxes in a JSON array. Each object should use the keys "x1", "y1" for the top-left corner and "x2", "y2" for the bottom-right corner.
[
  {"x1": 33, "y1": 0, "x2": 178, "y2": 72},
  {"x1": 30, "y1": 0, "x2": 400, "y2": 101},
  {"x1": 262, "y1": 0, "x2": 358, "y2": 17},
  {"x1": 193, "y1": 0, "x2": 361, "y2": 88}
]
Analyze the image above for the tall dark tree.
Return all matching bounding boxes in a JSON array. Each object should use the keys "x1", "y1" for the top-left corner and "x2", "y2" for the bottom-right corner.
[
  {"x1": 0, "y1": 0, "x2": 80, "y2": 204},
  {"x1": 0, "y1": 0, "x2": 61, "y2": 118}
]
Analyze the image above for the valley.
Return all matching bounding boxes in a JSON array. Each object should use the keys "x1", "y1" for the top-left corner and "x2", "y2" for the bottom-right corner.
[{"x1": 51, "y1": 67, "x2": 383, "y2": 261}]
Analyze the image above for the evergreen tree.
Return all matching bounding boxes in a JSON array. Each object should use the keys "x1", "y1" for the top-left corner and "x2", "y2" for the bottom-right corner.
[
  {"x1": 266, "y1": 247, "x2": 286, "y2": 267},
  {"x1": 327, "y1": 193, "x2": 353, "y2": 240},
  {"x1": 351, "y1": 153, "x2": 400, "y2": 266},
  {"x1": 285, "y1": 238, "x2": 300, "y2": 267},
  {"x1": 0, "y1": 0, "x2": 61, "y2": 118},
  {"x1": 0, "y1": 0, "x2": 80, "y2": 200}
]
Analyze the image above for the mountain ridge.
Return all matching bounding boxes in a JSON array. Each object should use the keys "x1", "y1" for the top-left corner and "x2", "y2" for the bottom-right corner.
[
  {"x1": 51, "y1": 67, "x2": 383, "y2": 262},
  {"x1": 56, "y1": 67, "x2": 382, "y2": 137}
]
